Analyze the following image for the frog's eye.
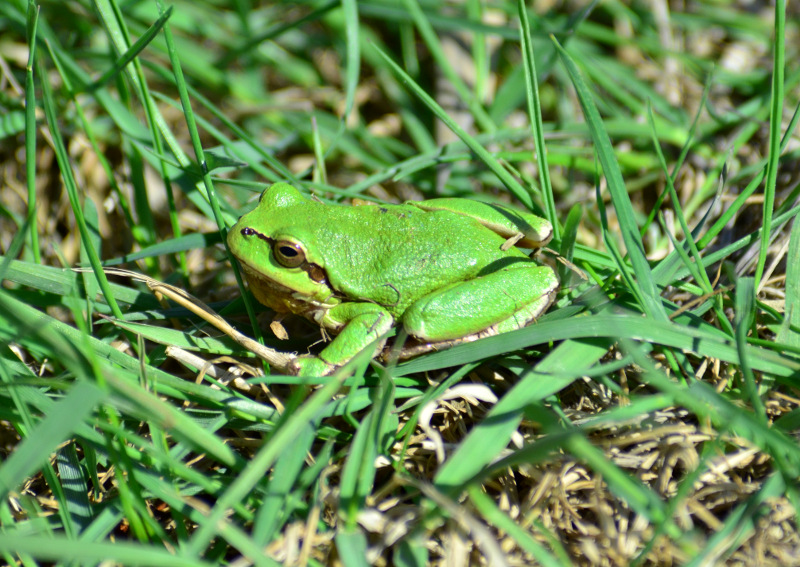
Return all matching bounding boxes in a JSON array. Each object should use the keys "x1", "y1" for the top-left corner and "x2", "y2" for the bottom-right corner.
[{"x1": 274, "y1": 240, "x2": 305, "y2": 268}]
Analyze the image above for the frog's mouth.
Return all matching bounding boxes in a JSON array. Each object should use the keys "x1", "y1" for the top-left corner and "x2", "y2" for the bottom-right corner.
[{"x1": 237, "y1": 261, "x2": 337, "y2": 315}]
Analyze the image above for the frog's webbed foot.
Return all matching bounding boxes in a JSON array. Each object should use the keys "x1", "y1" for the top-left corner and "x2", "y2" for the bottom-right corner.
[{"x1": 289, "y1": 355, "x2": 336, "y2": 377}]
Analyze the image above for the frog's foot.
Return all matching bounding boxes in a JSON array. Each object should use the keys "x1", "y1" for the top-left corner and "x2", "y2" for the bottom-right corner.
[
  {"x1": 289, "y1": 355, "x2": 336, "y2": 377},
  {"x1": 289, "y1": 306, "x2": 394, "y2": 376}
]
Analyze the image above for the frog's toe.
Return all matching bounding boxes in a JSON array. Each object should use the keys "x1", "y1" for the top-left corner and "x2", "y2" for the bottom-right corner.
[{"x1": 290, "y1": 356, "x2": 336, "y2": 377}]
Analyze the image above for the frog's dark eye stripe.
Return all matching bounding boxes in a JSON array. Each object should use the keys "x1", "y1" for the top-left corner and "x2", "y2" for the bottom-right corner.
[
  {"x1": 308, "y1": 265, "x2": 326, "y2": 283},
  {"x1": 240, "y1": 227, "x2": 271, "y2": 244}
]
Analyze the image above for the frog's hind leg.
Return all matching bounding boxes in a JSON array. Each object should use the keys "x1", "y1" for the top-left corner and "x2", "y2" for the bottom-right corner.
[
  {"x1": 410, "y1": 199, "x2": 553, "y2": 248},
  {"x1": 402, "y1": 265, "x2": 558, "y2": 342}
]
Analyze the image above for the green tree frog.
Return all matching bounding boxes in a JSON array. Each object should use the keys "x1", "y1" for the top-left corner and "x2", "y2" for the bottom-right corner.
[{"x1": 227, "y1": 183, "x2": 558, "y2": 376}]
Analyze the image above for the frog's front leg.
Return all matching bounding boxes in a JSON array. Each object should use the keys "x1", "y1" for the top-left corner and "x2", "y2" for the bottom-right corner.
[
  {"x1": 402, "y1": 264, "x2": 558, "y2": 342},
  {"x1": 290, "y1": 303, "x2": 394, "y2": 376}
]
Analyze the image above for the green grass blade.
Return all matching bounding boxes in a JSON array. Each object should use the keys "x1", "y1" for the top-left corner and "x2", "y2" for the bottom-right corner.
[
  {"x1": 0, "y1": 533, "x2": 217, "y2": 566},
  {"x1": 434, "y1": 338, "x2": 608, "y2": 494},
  {"x1": 553, "y1": 37, "x2": 667, "y2": 321},
  {"x1": 777, "y1": 215, "x2": 800, "y2": 347},
  {"x1": 24, "y1": 0, "x2": 40, "y2": 264},
  {"x1": 88, "y1": 5, "x2": 172, "y2": 92},
  {"x1": 400, "y1": 314, "x2": 799, "y2": 379},
  {"x1": 184, "y1": 372, "x2": 350, "y2": 557},
  {"x1": 38, "y1": 52, "x2": 125, "y2": 323},
  {"x1": 55, "y1": 443, "x2": 93, "y2": 533},
  {"x1": 518, "y1": 0, "x2": 558, "y2": 236},
  {"x1": 0, "y1": 380, "x2": 106, "y2": 501},
  {"x1": 755, "y1": 0, "x2": 785, "y2": 286},
  {"x1": 340, "y1": 0, "x2": 360, "y2": 123},
  {"x1": 735, "y1": 277, "x2": 765, "y2": 419}
]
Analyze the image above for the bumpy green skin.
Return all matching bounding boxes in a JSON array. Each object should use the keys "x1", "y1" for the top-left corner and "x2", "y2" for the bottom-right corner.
[{"x1": 227, "y1": 183, "x2": 558, "y2": 376}]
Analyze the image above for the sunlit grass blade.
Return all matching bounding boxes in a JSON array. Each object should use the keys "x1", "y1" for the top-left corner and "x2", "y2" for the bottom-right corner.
[
  {"x1": 777, "y1": 217, "x2": 800, "y2": 348},
  {"x1": 88, "y1": 5, "x2": 172, "y2": 91},
  {"x1": 0, "y1": 533, "x2": 219, "y2": 567},
  {"x1": 735, "y1": 277, "x2": 765, "y2": 419},
  {"x1": 401, "y1": 314, "x2": 799, "y2": 379},
  {"x1": 24, "y1": 0, "x2": 40, "y2": 264},
  {"x1": 755, "y1": 0, "x2": 785, "y2": 287},
  {"x1": 340, "y1": 0, "x2": 360, "y2": 124},
  {"x1": 184, "y1": 372, "x2": 350, "y2": 556},
  {"x1": 433, "y1": 339, "x2": 609, "y2": 494},
  {"x1": 554, "y1": 37, "x2": 667, "y2": 321},
  {"x1": 468, "y1": 486, "x2": 566, "y2": 567},
  {"x1": 38, "y1": 52, "x2": 125, "y2": 322},
  {"x1": 0, "y1": 379, "x2": 106, "y2": 502},
  {"x1": 519, "y1": 0, "x2": 557, "y2": 236}
]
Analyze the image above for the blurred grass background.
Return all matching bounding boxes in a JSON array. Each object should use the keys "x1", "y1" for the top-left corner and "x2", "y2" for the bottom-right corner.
[{"x1": 1, "y1": 0, "x2": 800, "y2": 565}]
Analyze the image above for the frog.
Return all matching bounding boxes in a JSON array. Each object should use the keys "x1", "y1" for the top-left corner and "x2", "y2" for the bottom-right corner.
[{"x1": 227, "y1": 183, "x2": 559, "y2": 376}]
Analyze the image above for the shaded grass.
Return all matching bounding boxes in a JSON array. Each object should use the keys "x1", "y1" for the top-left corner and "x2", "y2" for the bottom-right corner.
[{"x1": 0, "y1": 0, "x2": 799, "y2": 565}]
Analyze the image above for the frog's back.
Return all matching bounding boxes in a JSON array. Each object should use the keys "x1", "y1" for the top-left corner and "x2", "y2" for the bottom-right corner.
[{"x1": 312, "y1": 201, "x2": 531, "y2": 315}]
